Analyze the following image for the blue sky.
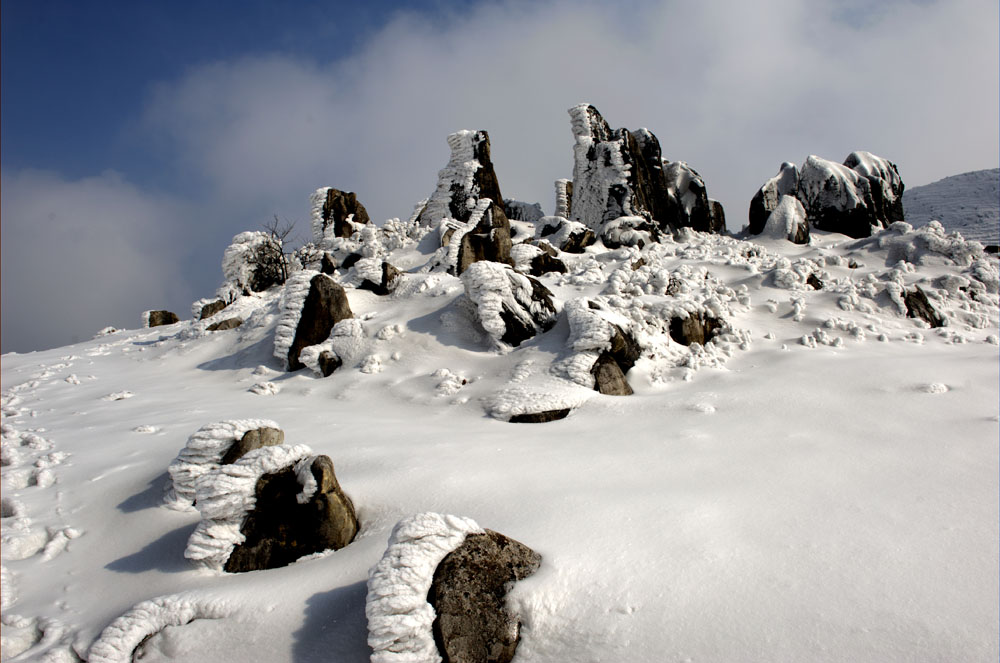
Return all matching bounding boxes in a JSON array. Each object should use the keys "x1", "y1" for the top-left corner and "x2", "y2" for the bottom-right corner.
[{"x1": 2, "y1": 0, "x2": 998, "y2": 353}]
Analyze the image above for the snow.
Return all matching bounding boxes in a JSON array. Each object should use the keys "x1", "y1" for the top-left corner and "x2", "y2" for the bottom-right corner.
[
  {"x1": 903, "y1": 168, "x2": 1000, "y2": 245},
  {"x1": 220, "y1": 231, "x2": 275, "y2": 298},
  {"x1": 1, "y1": 182, "x2": 998, "y2": 662},
  {"x1": 763, "y1": 194, "x2": 807, "y2": 239},
  {"x1": 366, "y1": 513, "x2": 483, "y2": 663},
  {"x1": 568, "y1": 103, "x2": 630, "y2": 230}
]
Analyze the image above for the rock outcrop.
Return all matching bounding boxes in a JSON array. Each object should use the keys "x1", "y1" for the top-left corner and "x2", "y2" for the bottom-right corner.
[
  {"x1": 669, "y1": 311, "x2": 724, "y2": 346},
  {"x1": 310, "y1": 188, "x2": 371, "y2": 242},
  {"x1": 359, "y1": 261, "x2": 403, "y2": 296},
  {"x1": 418, "y1": 130, "x2": 505, "y2": 227},
  {"x1": 428, "y1": 530, "x2": 542, "y2": 663},
  {"x1": 748, "y1": 152, "x2": 905, "y2": 240},
  {"x1": 145, "y1": 310, "x2": 179, "y2": 328},
  {"x1": 905, "y1": 286, "x2": 945, "y2": 327},
  {"x1": 455, "y1": 201, "x2": 513, "y2": 275},
  {"x1": 503, "y1": 199, "x2": 544, "y2": 224},
  {"x1": 461, "y1": 261, "x2": 558, "y2": 348},
  {"x1": 275, "y1": 272, "x2": 354, "y2": 371},
  {"x1": 535, "y1": 216, "x2": 596, "y2": 253}
]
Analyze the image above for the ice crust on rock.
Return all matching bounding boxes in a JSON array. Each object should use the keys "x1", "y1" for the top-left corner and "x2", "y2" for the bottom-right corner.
[
  {"x1": 273, "y1": 270, "x2": 319, "y2": 368},
  {"x1": 88, "y1": 593, "x2": 231, "y2": 663},
  {"x1": 461, "y1": 261, "x2": 557, "y2": 349},
  {"x1": 165, "y1": 419, "x2": 283, "y2": 511},
  {"x1": 366, "y1": 512, "x2": 484, "y2": 663},
  {"x1": 184, "y1": 444, "x2": 315, "y2": 572},
  {"x1": 418, "y1": 130, "x2": 503, "y2": 227}
]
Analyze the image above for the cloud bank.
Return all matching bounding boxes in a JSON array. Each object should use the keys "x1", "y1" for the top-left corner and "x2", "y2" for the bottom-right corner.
[{"x1": 3, "y1": 0, "x2": 997, "y2": 353}]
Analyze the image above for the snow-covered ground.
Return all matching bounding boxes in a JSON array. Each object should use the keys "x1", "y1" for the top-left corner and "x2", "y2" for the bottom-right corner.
[
  {"x1": 2, "y1": 214, "x2": 998, "y2": 661},
  {"x1": 904, "y1": 168, "x2": 1000, "y2": 246}
]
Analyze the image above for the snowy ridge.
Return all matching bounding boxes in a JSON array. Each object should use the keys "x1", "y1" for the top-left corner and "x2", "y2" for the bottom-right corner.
[
  {"x1": 164, "y1": 418, "x2": 282, "y2": 511},
  {"x1": 88, "y1": 594, "x2": 232, "y2": 663},
  {"x1": 366, "y1": 513, "x2": 484, "y2": 663},
  {"x1": 184, "y1": 444, "x2": 315, "y2": 572},
  {"x1": 272, "y1": 270, "x2": 319, "y2": 368}
]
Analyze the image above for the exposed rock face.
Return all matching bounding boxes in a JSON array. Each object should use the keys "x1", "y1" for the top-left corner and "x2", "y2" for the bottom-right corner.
[
  {"x1": 287, "y1": 275, "x2": 354, "y2": 371},
  {"x1": 462, "y1": 262, "x2": 558, "y2": 348},
  {"x1": 311, "y1": 188, "x2": 371, "y2": 241},
  {"x1": 749, "y1": 152, "x2": 905, "y2": 240},
  {"x1": 206, "y1": 317, "x2": 242, "y2": 332},
  {"x1": 428, "y1": 530, "x2": 542, "y2": 663},
  {"x1": 529, "y1": 252, "x2": 567, "y2": 276},
  {"x1": 146, "y1": 310, "x2": 179, "y2": 327},
  {"x1": 219, "y1": 427, "x2": 284, "y2": 465},
  {"x1": 567, "y1": 103, "x2": 726, "y2": 238},
  {"x1": 359, "y1": 261, "x2": 403, "y2": 296},
  {"x1": 321, "y1": 252, "x2": 337, "y2": 275},
  {"x1": 905, "y1": 287, "x2": 944, "y2": 327},
  {"x1": 508, "y1": 408, "x2": 571, "y2": 423},
  {"x1": 199, "y1": 300, "x2": 227, "y2": 320},
  {"x1": 224, "y1": 455, "x2": 358, "y2": 573},
  {"x1": 669, "y1": 311, "x2": 723, "y2": 346},
  {"x1": 456, "y1": 202, "x2": 514, "y2": 275},
  {"x1": 419, "y1": 130, "x2": 505, "y2": 226}
]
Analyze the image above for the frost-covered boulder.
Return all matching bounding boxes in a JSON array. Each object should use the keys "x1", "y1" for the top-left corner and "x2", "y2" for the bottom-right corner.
[
  {"x1": 185, "y1": 445, "x2": 358, "y2": 572},
  {"x1": 221, "y1": 231, "x2": 286, "y2": 295},
  {"x1": 366, "y1": 513, "x2": 540, "y2": 663},
  {"x1": 418, "y1": 130, "x2": 505, "y2": 226},
  {"x1": 535, "y1": 216, "x2": 596, "y2": 253},
  {"x1": 358, "y1": 260, "x2": 403, "y2": 296},
  {"x1": 429, "y1": 530, "x2": 542, "y2": 663},
  {"x1": 748, "y1": 162, "x2": 799, "y2": 236},
  {"x1": 143, "y1": 310, "x2": 179, "y2": 328},
  {"x1": 761, "y1": 195, "x2": 810, "y2": 244},
  {"x1": 456, "y1": 200, "x2": 513, "y2": 275},
  {"x1": 844, "y1": 151, "x2": 905, "y2": 226},
  {"x1": 196, "y1": 299, "x2": 227, "y2": 320},
  {"x1": 310, "y1": 187, "x2": 370, "y2": 242},
  {"x1": 558, "y1": 298, "x2": 643, "y2": 394},
  {"x1": 165, "y1": 419, "x2": 284, "y2": 511},
  {"x1": 461, "y1": 261, "x2": 558, "y2": 348},
  {"x1": 567, "y1": 103, "x2": 725, "y2": 237},
  {"x1": 274, "y1": 272, "x2": 354, "y2": 371}
]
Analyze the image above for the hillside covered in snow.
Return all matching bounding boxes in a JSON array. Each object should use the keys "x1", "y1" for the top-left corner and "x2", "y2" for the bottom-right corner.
[
  {"x1": 2, "y1": 105, "x2": 998, "y2": 663},
  {"x1": 903, "y1": 168, "x2": 1000, "y2": 247}
]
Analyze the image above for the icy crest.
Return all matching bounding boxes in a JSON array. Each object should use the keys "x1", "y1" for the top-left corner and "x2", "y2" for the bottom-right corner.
[
  {"x1": 366, "y1": 513, "x2": 484, "y2": 663},
  {"x1": 184, "y1": 444, "x2": 315, "y2": 572},
  {"x1": 164, "y1": 419, "x2": 283, "y2": 511}
]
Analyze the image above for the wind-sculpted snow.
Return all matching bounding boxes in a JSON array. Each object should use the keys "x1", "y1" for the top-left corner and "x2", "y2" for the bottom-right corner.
[
  {"x1": 366, "y1": 512, "x2": 484, "y2": 663},
  {"x1": 164, "y1": 419, "x2": 283, "y2": 511},
  {"x1": 88, "y1": 594, "x2": 231, "y2": 663},
  {"x1": 184, "y1": 444, "x2": 315, "y2": 572}
]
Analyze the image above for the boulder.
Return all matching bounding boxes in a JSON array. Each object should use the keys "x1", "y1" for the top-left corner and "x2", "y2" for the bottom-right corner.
[
  {"x1": 199, "y1": 300, "x2": 227, "y2": 320},
  {"x1": 321, "y1": 252, "x2": 337, "y2": 275},
  {"x1": 428, "y1": 530, "x2": 542, "y2": 663},
  {"x1": 806, "y1": 274, "x2": 824, "y2": 290},
  {"x1": 462, "y1": 262, "x2": 558, "y2": 348},
  {"x1": 591, "y1": 353, "x2": 633, "y2": 396},
  {"x1": 359, "y1": 261, "x2": 403, "y2": 296},
  {"x1": 529, "y1": 252, "x2": 567, "y2": 276},
  {"x1": 287, "y1": 274, "x2": 354, "y2": 371},
  {"x1": 761, "y1": 195, "x2": 810, "y2": 244},
  {"x1": 318, "y1": 350, "x2": 343, "y2": 377},
  {"x1": 536, "y1": 216, "x2": 596, "y2": 253},
  {"x1": 224, "y1": 454, "x2": 358, "y2": 573},
  {"x1": 312, "y1": 188, "x2": 371, "y2": 241},
  {"x1": 219, "y1": 427, "x2": 284, "y2": 465},
  {"x1": 904, "y1": 286, "x2": 944, "y2": 327},
  {"x1": 508, "y1": 408, "x2": 571, "y2": 424},
  {"x1": 340, "y1": 253, "x2": 363, "y2": 270},
  {"x1": 748, "y1": 162, "x2": 799, "y2": 235},
  {"x1": 843, "y1": 151, "x2": 905, "y2": 226},
  {"x1": 146, "y1": 310, "x2": 179, "y2": 328},
  {"x1": 419, "y1": 130, "x2": 505, "y2": 226},
  {"x1": 456, "y1": 201, "x2": 514, "y2": 275},
  {"x1": 669, "y1": 311, "x2": 724, "y2": 346},
  {"x1": 206, "y1": 317, "x2": 242, "y2": 332}
]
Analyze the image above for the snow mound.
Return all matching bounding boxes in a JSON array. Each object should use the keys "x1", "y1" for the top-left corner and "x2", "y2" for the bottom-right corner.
[
  {"x1": 164, "y1": 419, "x2": 283, "y2": 511},
  {"x1": 184, "y1": 444, "x2": 315, "y2": 572},
  {"x1": 88, "y1": 594, "x2": 231, "y2": 663},
  {"x1": 366, "y1": 513, "x2": 484, "y2": 663}
]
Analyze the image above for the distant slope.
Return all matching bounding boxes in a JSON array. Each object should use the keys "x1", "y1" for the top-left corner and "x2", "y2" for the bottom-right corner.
[{"x1": 903, "y1": 168, "x2": 999, "y2": 245}]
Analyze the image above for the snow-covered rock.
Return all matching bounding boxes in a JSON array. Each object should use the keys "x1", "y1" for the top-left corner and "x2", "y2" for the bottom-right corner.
[
  {"x1": 273, "y1": 272, "x2": 353, "y2": 371},
  {"x1": 417, "y1": 130, "x2": 505, "y2": 226},
  {"x1": 503, "y1": 199, "x2": 544, "y2": 224},
  {"x1": 461, "y1": 261, "x2": 558, "y2": 349},
  {"x1": 221, "y1": 231, "x2": 285, "y2": 297},
  {"x1": 310, "y1": 187, "x2": 370, "y2": 244}
]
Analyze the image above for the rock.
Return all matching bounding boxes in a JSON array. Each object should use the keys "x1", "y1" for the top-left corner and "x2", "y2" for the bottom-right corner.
[
  {"x1": 219, "y1": 427, "x2": 285, "y2": 465},
  {"x1": 340, "y1": 253, "x2": 363, "y2": 270},
  {"x1": 536, "y1": 216, "x2": 596, "y2": 253},
  {"x1": 669, "y1": 311, "x2": 724, "y2": 346},
  {"x1": 503, "y1": 199, "x2": 544, "y2": 224},
  {"x1": 419, "y1": 130, "x2": 505, "y2": 226},
  {"x1": 287, "y1": 274, "x2": 354, "y2": 371},
  {"x1": 145, "y1": 310, "x2": 179, "y2": 327},
  {"x1": 749, "y1": 162, "x2": 799, "y2": 235},
  {"x1": 312, "y1": 188, "x2": 370, "y2": 241},
  {"x1": 206, "y1": 317, "x2": 242, "y2": 332},
  {"x1": 508, "y1": 408, "x2": 571, "y2": 423},
  {"x1": 554, "y1": 179, "x2": 573, "y2": 218},
  {"x1": 529, "y1": 252, "x2": 567, "y2": 276},
  {"x1": 199, "y1": 300, "x2": 227, "y2": 320},
  {"x1": 359, "y1": 261, "x2": 403, "y2": 296},
  {"x1": 591, "y1": 353, "x2": 633, "y2": 396},
  {"x1": 806, "y1": 274, "x2": 824, "y2": 290},
  {"x1": 567, "y1": 104, "x2": 725, "y2": 237},
  {"x1": 456, "y1": 201, "x2": 514, "y2": 275},
  {"x1": 321, "y1": 252, "x2": 337, "y2": 275},
  {"x1": 462, "y1": 262, "x2": 558, "y2": 348},
  {"x1": 761, "y1": 195, "x2": 810, "y2": 244},
  {"x1": 428, "y1": 530, "x2": 541, "y2": 663},
  {"x1": 843, "y1": 151, "x2": 905, "y2": 226},
  {"x1": 905, "y1": 286, "x2": 944, "y2": 327},
  {"x1": 224, "y1": 454, "x2": 358, "y2": 573},
  {"x1": 318, "y1": 350, "x2": 342, "y2": 377}
]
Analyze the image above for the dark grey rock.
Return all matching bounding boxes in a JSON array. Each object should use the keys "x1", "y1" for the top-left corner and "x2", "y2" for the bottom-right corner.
[
  {"x1": 206, "y1": 317, "x2": 242, "y2": 332},
  {"x1": 806, "y1": 274, "x2": 824, "y2": 290},
  {"x1": 199, "y1": 300, "x2": 227, "y2": 320},
  {"x1": 905, "y1": 286, "x2": 944, "y2": 327},
  {"x1": 319, "y1": 189, "x2": 371, "y2": 239},
  {"x1": 508, "y1": 409, "x2": 571, "y2": 423},
  {"x1": 340, "y1": 253, "x2": 363, "y2": 271},
  {"x1": 321, "y1": 252, "x2": 338, "y2": 275},
  {"x1": 429, "y1": 530, "x2": 541, "y2": 663},
  {"x1": 224, "y1": 455, "x2": 358, "y2": 573},
  {"x1": 220, "y1": 427, "x2": 284, "y2": 465},
  {"x1": 287, "y1": 274, "x2": 354, "y2": 371},
  {"x1": 147, "y1": 310, "x2": 179, "y2": 327},
  {"x1": 669, "y1": 312, "x2": 723, "y2": 346}
]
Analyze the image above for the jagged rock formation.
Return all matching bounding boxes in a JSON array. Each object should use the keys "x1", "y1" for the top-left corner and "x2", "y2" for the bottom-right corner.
[
  {"x1": 144, "y1": 310, "x2": 179, "y2": 328},
  {"x1": 418, "y1": 130, "x2": 504, "y2": 227},
  {"x1": 461, "y1": 262, "x2": 558, "y2": 348},
  {"x1": 428, "y1": 530, "x2": 542, "y2": 663},
  {"x1": 455, "y1": 201, "x2": 513, "y2": 275},
  {"x1": 749, "y1": 152, "x2": 905, "y2": 240},
  {"x1": 310, "y1": 188, "x2": 371, "y2": 242},
  {"x1": 274, "y1": 272, "x2": 354, "y2": 371},
  {"x1": 535, "y1": 216, "x2": 596, "y2": 253},
  {"x1": 567, "y1": 104, "x2": 726, "y2": 241}
]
